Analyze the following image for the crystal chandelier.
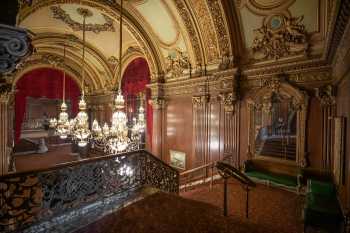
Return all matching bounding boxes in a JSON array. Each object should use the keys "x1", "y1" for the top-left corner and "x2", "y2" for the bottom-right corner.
[
  {"x1": 131, "y1": 94, "x2": 146, "y2": 145},
  {"x1": 70, "y1": 8, "x2": 91, "y2": 147},
  {"x1": 49, "y1": 38, "x2": 70, "y2": 139},
  {"x1": 91, "y1": 0, "x2": 131, "y2": 154}
]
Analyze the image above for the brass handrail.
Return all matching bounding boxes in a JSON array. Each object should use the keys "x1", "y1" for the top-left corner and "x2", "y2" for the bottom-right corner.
[{"x1": 180, "y1": 161, "x2": 217, "y2": 191}]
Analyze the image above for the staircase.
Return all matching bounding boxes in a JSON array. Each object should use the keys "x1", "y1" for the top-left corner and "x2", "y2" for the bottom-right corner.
[
  {"x1": 0, "y1": 150, "x2": 179, "y2": 233},
  {"x1": 255, "y1": 137, "x2": 296, "y2": 160}
]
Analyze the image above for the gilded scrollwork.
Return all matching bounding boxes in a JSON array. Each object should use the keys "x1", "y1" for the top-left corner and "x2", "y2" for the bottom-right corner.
[
  {"x1": 50, "y1": 5, "x2": 115, "y2": 34},
  {"x1": 252, "y1": 15, "x2": 309, "y2": 60}
]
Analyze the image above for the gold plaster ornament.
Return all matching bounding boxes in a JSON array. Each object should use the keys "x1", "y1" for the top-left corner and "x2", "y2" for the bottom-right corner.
[{"x1": 252, "y1": 15, "x2": 309, "y2": 60}]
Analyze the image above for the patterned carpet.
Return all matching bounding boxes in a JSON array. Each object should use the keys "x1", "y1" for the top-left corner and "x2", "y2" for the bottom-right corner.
[
  {"x1": 75, "y1": 180, "x2": 306, "y2": 233},
  {"x1": 182, "y1": 180, "x2": 304, "y2": 233}
]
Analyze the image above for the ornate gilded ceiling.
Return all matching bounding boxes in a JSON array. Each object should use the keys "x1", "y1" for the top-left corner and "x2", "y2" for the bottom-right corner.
[{"x1": 16, "y1": 0, "x2": 335, "y2": 93}]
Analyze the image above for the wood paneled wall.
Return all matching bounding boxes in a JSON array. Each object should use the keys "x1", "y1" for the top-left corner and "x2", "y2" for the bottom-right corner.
[
  {"x1": 336, "y1": 74, "x2": 350, "y2": 209},
  {"x1": 150, "y1": 74, "x2": 327, "y2": 173}
]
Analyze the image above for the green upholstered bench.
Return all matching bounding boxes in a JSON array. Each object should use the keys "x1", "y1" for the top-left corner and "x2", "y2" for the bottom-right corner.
[
  {"x1": 243, "y1": 159, "x2": 302, "y2": 191},
  {"x1": 304, "y1": 179, "x2": 343, "y2": 232}
]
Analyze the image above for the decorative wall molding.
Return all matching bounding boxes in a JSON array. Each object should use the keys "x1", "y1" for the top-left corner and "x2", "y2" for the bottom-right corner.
[
  {"x1": 0, "y1": 24, "x2": 31, "y2": 74},
  {"x1": 50, "y1": 5, "x2": 115, "y2": 34}
]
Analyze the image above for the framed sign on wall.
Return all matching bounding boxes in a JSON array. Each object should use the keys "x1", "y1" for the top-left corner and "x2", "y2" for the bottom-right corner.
[{"x1": 170, "y1": 150, "x2": 186, "y2": 170}]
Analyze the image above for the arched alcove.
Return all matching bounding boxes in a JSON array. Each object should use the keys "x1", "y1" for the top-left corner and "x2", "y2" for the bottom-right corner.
[
  {"x1": 14, "y1": 68, "x2": 81, "y2": 143},
  {"x1": 121, "y1": 57, "x2": 152, "y2": 149}
]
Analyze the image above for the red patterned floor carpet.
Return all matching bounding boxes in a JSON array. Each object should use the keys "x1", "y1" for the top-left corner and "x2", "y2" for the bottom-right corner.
[{"x1": 75, "y1": 179, "x2": 305, "y2": 233}]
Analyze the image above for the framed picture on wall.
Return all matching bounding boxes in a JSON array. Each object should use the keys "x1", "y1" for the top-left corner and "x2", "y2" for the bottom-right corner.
[
  {"x1": 333, "y1": 117, "x2": 346, "y2": 186},
  {"x1": 170, "y1": 150, "x2": 186, "y2": 170}
]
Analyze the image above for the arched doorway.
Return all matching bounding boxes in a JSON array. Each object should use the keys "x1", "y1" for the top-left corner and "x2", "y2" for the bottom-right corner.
[
  {"x1": 14, "y1": 68, "x2": 81, "y2": 144},
  {"x1": 121, "y1": 58, "x2": 152, "y2": 150}
]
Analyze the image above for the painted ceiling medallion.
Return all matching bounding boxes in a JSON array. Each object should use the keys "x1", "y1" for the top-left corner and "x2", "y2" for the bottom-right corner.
[
  {"x1": 50, "y1": 5, "x2": 115, "y2": 34},
  {"x1": 252, "y1": 15, "x2": 309, "y2": 60}
]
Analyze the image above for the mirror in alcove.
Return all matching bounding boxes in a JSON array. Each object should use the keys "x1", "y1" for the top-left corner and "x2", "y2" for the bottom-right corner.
[{"x1": 254, "y1": 92, "x2": 297, "y2": 161}]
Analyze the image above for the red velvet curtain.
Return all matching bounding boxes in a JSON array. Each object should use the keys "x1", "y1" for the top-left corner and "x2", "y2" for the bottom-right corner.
[
  {"x1": 15, "y1": 68, "x2": 81, "y2": 143},
  {"x1": 121, "y1": 58, "x2": 152, "y2": 148}
]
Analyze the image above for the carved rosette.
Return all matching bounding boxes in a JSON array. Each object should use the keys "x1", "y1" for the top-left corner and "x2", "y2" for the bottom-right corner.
[{"x1": 0, "y1": 24, "x2": 31, "y2": 74}]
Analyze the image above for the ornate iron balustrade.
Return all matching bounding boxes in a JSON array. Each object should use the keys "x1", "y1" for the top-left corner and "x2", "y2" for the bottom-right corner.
[{"x1": 0, "y1": 150, "x2": 179, "y2": 232}]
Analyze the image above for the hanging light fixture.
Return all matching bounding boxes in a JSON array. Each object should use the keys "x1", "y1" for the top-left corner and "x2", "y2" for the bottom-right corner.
[
  {"x1": 49, "y1": 36, "x2": 70, "y2": 139},
  {"x1": 91, "y1": 0, "x2": 130, "y2": 154},
  {"x1": 70, "y1": 8, "x2": 91, "y2": 147}
]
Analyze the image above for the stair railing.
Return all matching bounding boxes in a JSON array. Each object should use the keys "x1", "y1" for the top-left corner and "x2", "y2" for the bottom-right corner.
[{"x1": 0, "y1": 150, "x2": 179, "y2": 233}]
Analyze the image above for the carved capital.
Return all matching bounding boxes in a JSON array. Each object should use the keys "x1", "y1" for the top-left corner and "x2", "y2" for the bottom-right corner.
[
  {"x1": 150, "y1": 97, "x2": 165, "y2": 110},
  {"x1": 315, "y1": 85, "x2": 336, "y2": 107},
  {"x1": 192, "y1": 95, "x2": 209, "y2": 109},
  {"x1": 0, "y1": 24, "x2": 31, "y2": 74},
  {"x1": 219, "y1": 92, "x2": 237, "y2": 112}
]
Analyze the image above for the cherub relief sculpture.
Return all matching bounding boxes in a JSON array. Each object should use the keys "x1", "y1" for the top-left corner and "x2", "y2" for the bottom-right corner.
[
  {"x1": 252, "y1": 15, "x2": 309, "y2": 60},
  {"x1": 165, "y1": 49, "x2": 190, "y2": 78}
]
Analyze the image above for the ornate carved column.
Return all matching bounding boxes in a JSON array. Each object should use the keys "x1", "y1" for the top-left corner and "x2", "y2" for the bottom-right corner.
[
  {"x1": 315, "y1": 85, "x2": 336, "y2": 170},
  {"x1": 0, "y1": 84, "x2": 14, "y2": 175},
  {"x1": 0, "y1": 24, "x2": 31, "y2": 175},
  {"x1": 150, "y1": 97, "x2": 166, "y2": 159},
  {"x1": 192, "y1": 95, "x2": 210, "y2": 167},
  {"x1": 219, "y1": 92, "x2": 239, "y2": 166}
]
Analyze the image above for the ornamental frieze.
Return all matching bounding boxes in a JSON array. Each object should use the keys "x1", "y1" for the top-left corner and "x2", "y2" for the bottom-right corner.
[
  {"x1": 173, "y1": 0, "x2": 203, "y2": 65},
  {"x1": 189, "y1": 0, "x2": 219, "y2": 62},
  {"x1": 206, "y1": 0, "x2": 231, "y2": 56}
]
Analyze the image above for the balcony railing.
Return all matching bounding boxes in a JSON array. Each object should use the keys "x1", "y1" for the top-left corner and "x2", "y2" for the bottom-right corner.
[{"x1": 0, "y1": 150, "x2": 179, "y2": 233}]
